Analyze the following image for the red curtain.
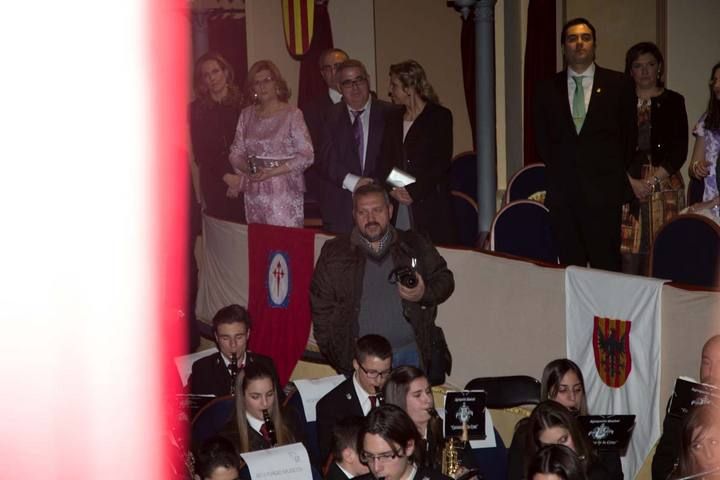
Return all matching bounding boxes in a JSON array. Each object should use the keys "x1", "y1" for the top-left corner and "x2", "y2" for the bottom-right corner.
[
  {"x1": 297, "y1": 1, "x2": 334, "y2": 113},
  {"x1": 461, "y1": 11, "x2": 477, "y2": 151},
  {"x1": 208, "y1": 15, "x2": 248, "y2": 92},
  {"x1": 523, "y1": 0, "x2": 556, "y2": 166}
]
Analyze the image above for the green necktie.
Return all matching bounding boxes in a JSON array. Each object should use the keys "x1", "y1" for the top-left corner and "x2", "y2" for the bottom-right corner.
[{"x1": 572, "y1": 75, "x2": 586, "y2": 133}]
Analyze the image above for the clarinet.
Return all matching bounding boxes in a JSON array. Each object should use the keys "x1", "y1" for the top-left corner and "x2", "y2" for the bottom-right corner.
[
  {"x1": 229, "y1": 353, "x2": 238, "y2": 395},
  {"x1": 374, "y1": 386, "x2": 384, "y2": 405},
  {"x1": 262, "y1": 409, "x2": 278, "y2": 447}
]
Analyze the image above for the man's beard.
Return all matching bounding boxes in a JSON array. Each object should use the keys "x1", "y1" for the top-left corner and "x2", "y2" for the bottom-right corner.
[{"x1": 360, "y1": 222, "x2": 388, "y2": 242}]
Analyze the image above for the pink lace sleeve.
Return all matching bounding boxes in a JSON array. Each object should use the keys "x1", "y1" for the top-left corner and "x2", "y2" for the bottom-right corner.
[
  {"x1": 228, "y1": 108, "x2": 249, "y2": 171},
  {"x1": 285, "y1": 108, "x2": 314, "y2": 172}
]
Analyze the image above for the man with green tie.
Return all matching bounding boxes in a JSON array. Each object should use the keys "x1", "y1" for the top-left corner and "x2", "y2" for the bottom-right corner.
[{"x1": 534, "y1": 17, "x2": 636, "y2": 271}]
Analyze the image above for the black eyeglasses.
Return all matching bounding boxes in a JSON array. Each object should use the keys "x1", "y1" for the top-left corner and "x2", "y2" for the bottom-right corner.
[
  {"x1": 360, "y1": 450, "x2": 404, "y2": 464},
  {"x1": 357, "y1": 362, "x2": 392, "y2": 379},
  {"x1": 340, "y1": 76, "x2": 368, "y2": 90}
]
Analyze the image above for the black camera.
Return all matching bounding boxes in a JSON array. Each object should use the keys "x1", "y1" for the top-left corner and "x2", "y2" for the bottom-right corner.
[{"x1": 388, "y1": 265, "x2": 418, "y2": 288}]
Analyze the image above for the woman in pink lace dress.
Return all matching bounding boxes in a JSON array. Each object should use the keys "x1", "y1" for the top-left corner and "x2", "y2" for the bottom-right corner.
[{"x1": 229, "y1": 60, "x2": 313, "y2": 227}]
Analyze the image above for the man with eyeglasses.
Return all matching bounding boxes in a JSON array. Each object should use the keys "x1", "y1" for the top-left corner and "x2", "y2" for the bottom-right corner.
[
  {"x1": 316, "y1": 58, "x2": 397, "y2": 233},
  {"x1": 302, "y1": 48, "x2": 349, "y2": 205},
  {"x1": 316, "y1": 334, "x2": 393, "y2": 465},
  {"x1": 355, "y1": 404, "x2": 451, "y2": 480}
]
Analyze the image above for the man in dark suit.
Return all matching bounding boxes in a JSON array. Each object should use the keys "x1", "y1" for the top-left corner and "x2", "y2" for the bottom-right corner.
[
  {"x1": 534, "y1": 17, "x2": 635, "y2": 271},
  {"x1": 316, "y1": 335, "x2": 393, "y2": 465},
  {"x1": 302, "y1": 48, "x2": 349, "y2": 205},
  {"x1": 188, "y1": 304, "x2": 281, "y2": 397},
  {"x1": 317, "y1": 59, "x2": 396, "y2": 233}
]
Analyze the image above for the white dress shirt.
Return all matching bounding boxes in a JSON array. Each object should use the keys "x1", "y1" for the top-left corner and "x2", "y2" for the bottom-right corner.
[
  {"x1": 567, "y1": 63, "x2": 595, "y2": 116},
  {"x1": 342, "y1": 98, "x2": 372, "y2": 192},
  {"x1": 352, "y1": 372, "x2": 375, "y2": 415}
]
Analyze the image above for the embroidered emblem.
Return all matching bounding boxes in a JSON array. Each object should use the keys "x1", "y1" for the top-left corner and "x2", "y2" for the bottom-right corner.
[
  {"x1": 267, "y1": 251, "x2": 291, "y2": 308},
  {"x1": 593, "y1": 316, "x2": 632, "y2": 388}
]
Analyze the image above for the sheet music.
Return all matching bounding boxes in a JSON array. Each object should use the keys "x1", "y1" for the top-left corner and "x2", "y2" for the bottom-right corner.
[
  {"x1": 386, "y1": 167, "x2": 417, "y2": 188},
  {"x1": 240, "y1": 443, "x2": 312, "y2": 480},
  {"x1": 437, "y1": 407, "x2": 497, "y2": 449},
  {"x1": 293, "y1": 374, "x2": 346, "y2": 422}
]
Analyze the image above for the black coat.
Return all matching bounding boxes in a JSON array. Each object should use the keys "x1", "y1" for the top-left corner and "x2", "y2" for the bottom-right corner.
[
  {"x1": 534, "y1": 66, "x2": 636, "y2": 208},
  {"x1": 315, "y1": 377, "x2": 364, "y2": 465},
  {"x1": 380, "y1": 102, "x2": 457, "y2": 245},
  {"x1": 189, "y1": 98, "x2": 245, "y2": 223},
  {"x1": 627, "y1": 89, "x2": 688, "y2": 178},
  {"x1": 325, "y1": 462, "x2": 352, "y2": 480},
  {"x1": 188, "y1": 351, "x2": 282, "y2": 398}
]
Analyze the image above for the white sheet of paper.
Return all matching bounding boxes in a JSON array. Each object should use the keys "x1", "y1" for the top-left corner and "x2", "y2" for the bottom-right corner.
[
  {"x1": 293, "y1": 374, "x2": 346, "y2": 422},
  {"x1": 174, "y1": 347, "x2": 218, "y2": 386},
  {"x1": 386, "y1": 167, "x2": 416, "y2": 188},
  {"x1": 437, "y1": 406, "x2": 497, "y2": 449},
  {"x1": 240, "y1": 443, "x2": 312, "y2": 480}
]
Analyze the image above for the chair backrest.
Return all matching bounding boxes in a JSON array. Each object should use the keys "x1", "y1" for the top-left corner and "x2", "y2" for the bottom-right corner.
[
  {"x1": 191, "y1": 395, "x2": 236, "y2": 447},
  {"x1": 464, "y1": 376, "x2": 541, "y2": 409},
  {"x1": 650, "y1": 213, "x2": 720, "y2": 288},
  {"x1": 450, "y1": 190, "x2": 479, "y2": 247},
  {"x1": 449, "y1": 151, "x2": 477, "y2": 199},
  {"x1": 504, "y1": 163, "x2": 547, "y2": 205},
  {"x1": 489, "y1": 200, "x2": 558, "y2": 264}
]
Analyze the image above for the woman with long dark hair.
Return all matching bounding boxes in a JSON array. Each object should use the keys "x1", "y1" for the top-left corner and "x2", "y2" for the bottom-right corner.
[
  {"x1": 672, "y1": 405, "x2": 720, "y2": 479},
  {"x1": 221, "y1": 362, "x2": 299, "y2": 453},
  {"x1": 508, "y1": 359, "x2": 589, "y2": 480},
  {"x1": 523, "y1": 401, "x2": 615, "y2": 480},
  {"x1": 383, "y1": 366, "x2": 444, "y2": 471},
  {"x1": 621, "y1": 42, "x2": 688, "y2": 274},
  {"x1": 527, "y1": 444, "x2": 588, "y2": 480},
  {"x1": 688, "y1": 62, "x2": 720, "y2": 214}
]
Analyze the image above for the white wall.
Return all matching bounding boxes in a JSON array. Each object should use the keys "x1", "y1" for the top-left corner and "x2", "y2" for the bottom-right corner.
[{"x1": 667, "y1": 0, "x2": 720, "y2": 174}]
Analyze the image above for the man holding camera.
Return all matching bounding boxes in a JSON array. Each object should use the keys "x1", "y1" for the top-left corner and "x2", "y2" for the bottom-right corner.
[{"x1": 311, "y1": 183, "x2": 454, "y2": 375}]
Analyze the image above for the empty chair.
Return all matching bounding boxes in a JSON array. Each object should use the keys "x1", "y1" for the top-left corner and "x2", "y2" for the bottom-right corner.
[
  {"x1": 464, "y1": 375, "x2": 542, "y2": 409},
  {"x1": 451, "y1": 190, "x2": 479, "y2": 247},
  {"x1": 489, "y1": 200, "x2": 558, "y2": 264},
  {"x1": 504, "y1": 163, "x2": 547, "y2": 205},
  {"x1": 463, "y1": 376, "x2": 541, "y2": 480},
  {"x1": 191, "y1": 395, "x2": 235, "y2": 448},
  {"x1": 650, "y1": 213, "x2": 720, "y2": 288},
  {"x1": 449, "y1": 151, "x2": 477, "y2": 200}
]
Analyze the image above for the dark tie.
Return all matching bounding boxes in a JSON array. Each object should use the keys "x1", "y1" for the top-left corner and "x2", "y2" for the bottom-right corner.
[
  {"x1": 352, "y1": 109, "x2": 365, "y2": 170},
  {"x1": 260, "y1": 423, "x2": 271, "y2": 443},
  {"x1": 369, "y1": 395, "x2": 377, "y2": 409}
]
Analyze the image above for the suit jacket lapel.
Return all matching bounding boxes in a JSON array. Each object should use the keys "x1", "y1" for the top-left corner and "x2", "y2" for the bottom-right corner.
[
  {"x1": 584, "y1": 66, "x2": 605, "y2": 129},
  {"x1": 555, "y1": 72, "x2": 576, "y2": 135},
  {"x1": 343, "y1": 378, "x2": 364, "y2": 417},
  {"x1": 365, "y1": 101, "x2": 384, "y2": 175}
]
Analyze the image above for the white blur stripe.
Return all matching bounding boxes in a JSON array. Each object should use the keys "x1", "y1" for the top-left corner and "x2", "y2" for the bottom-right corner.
[{"x1": 0, "y1": 2, "x2": 158, "y2": 479}]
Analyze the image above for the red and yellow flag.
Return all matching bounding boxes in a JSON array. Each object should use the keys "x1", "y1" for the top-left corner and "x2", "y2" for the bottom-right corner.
[{"x1": 281, "y1": 0, "x2": 315, "y2": 58}]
